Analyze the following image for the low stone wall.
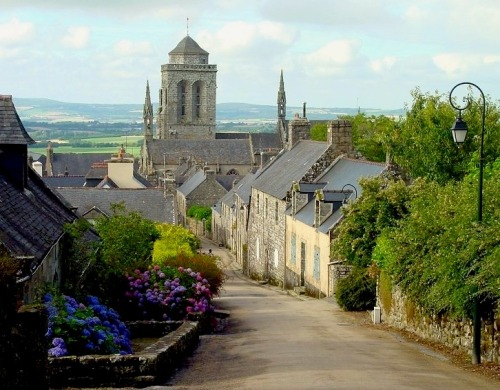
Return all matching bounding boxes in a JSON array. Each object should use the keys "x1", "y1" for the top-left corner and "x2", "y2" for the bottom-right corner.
[
  {"x1": 380, "y1": 285, "x2": 500, "y2": 363},
  {"x1": 47, "y1": 321, "x2": 201, "y2": 388}
]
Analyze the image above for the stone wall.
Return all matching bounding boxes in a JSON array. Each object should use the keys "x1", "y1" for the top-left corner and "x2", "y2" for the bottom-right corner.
[
  {"x1": 0, "y1": 293, "x2": 49, "y2": 390},
  {"x1": 47, "y1": 321, "x2": 201, "y2": 388},
  {"x1": 380, "y1": 283, "x2": 500, "y2": 363}
]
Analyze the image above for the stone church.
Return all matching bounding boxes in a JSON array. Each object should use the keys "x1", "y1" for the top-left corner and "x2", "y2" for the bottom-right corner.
[{"x1": 139, "y1": 34, "x2": 283, "y2": 182}]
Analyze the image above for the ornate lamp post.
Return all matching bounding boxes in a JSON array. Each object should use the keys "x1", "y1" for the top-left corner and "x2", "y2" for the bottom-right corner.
[
  {"x1": 449, "y1": 81, "x2": 486, "y2": 365},
  {"x1": 341, "y1": 183, "x2": 358, "y2": 203}
]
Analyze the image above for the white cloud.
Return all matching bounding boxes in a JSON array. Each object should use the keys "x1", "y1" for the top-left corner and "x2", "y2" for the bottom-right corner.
[
  {"x1": 0, "y1": 17, "x2": 35, "y2": 45},
  {"x1": 61, "y1": 26, "x2": 90, "y2": 49},
  {"x1": 370, "y1": 56, "x2": 397, "y2": 73},
  {"x1": 114, "y1": 40, "x2": 153, "y2": 56},
  {"x1": 303, "y1": 40, "x2": 360, "y2": 76},
  {"x1": 200, "y1": 21, "x2": 295, "y2": 54},
  {"x1": 0, "y1": 47, "x2": 20, "y2": 59},
  {"x1": 433, "y1": 53, "x2": 484, "y2": 76}
]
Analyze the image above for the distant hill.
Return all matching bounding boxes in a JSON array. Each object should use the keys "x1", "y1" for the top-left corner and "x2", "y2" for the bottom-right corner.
[{"x1": 13, "y1": 98, "x2": 404, "y2": 123}]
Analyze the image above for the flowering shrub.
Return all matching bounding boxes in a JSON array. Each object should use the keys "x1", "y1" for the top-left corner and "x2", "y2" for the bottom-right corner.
[
  {"x1": 43, "y1": 293, "x2": 132, "y2": 357},
  {"x1": 124, "y1": 265, "x2": 213, "y2": 320}
]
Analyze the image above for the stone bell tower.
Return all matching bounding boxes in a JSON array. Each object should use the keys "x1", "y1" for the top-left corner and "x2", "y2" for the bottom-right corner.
[{"x1": 157, "y1": 34, "x2": 217, "y2": 140}]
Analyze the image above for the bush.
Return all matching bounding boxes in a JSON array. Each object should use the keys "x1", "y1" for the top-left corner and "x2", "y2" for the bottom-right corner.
[
  {"x1": 153, "y1": 224, "x2": 199, "y2": 261},
  {"x1": 122, "y1": 265, "x2": 213, "y2": 321},
  {"x1": 335, "y1": 267, "x2": 376, "y2": 311},
  {"x1": 155, "y1": 253, "x2": 226, "y2": 296},
  {"x1": 43, "y1": 293, "x2": 132, "y2": 357}
]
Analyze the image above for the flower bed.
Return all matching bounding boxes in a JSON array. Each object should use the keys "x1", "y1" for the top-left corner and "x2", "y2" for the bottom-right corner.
[{"x1": 47, "y1": 321, "x2": 200, "y2": 388}]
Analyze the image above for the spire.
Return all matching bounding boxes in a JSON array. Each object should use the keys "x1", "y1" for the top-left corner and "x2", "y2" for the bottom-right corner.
[
  {"x1": 276, "y1": 70, "x2": 287, "y2": 147},
  {"x1": 143, "y1": 80, "x2": 154, "y2": 141},
  {"x1": 187, "y1": 17, "x2": 189, "y2": 36},
  {"x1": 277, "y1": 69, "x2": 286, "y2": 118}
]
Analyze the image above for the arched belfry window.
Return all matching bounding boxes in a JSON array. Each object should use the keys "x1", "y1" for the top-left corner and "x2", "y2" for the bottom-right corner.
[
  {"x1": 192, "y1": 81, "x2": 202, "y2": 119},
  {"x1": 177, "y1": 81, "x2": 187, "y2": 120}
]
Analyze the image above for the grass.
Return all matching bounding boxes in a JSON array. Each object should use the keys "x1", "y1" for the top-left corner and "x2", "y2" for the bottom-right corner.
[{"x1": 29, "y1": 135, "x2": 142, "y2": 155}]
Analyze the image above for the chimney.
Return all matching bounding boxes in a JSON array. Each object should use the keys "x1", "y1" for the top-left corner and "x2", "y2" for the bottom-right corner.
[
  {"x1": 0, "y1": 95, "x2": 35, "y2": 189},
  {"x1": 287, "y1": 113, "x2": 311, "y2": 149},
  {"x1": 327, "y1": 120, "x2": 354, "y2": 155}
]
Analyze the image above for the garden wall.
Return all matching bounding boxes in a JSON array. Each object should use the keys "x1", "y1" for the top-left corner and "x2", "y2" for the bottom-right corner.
[
  {"x1": 379, "y1": 282, "x2": 500, "y2": 363},
  {"x1": 47, "y1": 321, "x2": 201, "y2": 388}
]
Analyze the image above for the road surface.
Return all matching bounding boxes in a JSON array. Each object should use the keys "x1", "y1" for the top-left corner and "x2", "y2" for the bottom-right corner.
[{"x1": 160, "y1": 240, "x2": 499, "y2": 390}]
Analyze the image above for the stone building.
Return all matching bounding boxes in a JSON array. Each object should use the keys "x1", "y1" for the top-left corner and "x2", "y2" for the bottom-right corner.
[
  {"x1": 285, "y1": 157, "x2": 386, "y2": 297},
  {"x1": 0, "y1": 95, "x2": 97, "y2": 304},
  {"x1": 245, "y1": 118, "x2": 356, "y2": 286},
  {"x1": 139, "y1": 34, "x2": 283, "y2": 184},
  {"x1": 176, "y1": 169, "x2": 239, "y2": 226}
]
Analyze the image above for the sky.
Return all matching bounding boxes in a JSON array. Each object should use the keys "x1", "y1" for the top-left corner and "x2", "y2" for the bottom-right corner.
[{"x1": 1, "y1": 0, "x2": 499, "y2": 110}]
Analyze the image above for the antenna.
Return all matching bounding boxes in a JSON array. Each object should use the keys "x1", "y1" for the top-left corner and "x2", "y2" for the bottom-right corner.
[{"x1": 187, "y1": 17, "x2": 189, "y2": 36}]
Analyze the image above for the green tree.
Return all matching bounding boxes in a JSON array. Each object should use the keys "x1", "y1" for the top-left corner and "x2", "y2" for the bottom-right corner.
[
  {"x1": 390, "y1": 88, "x2": 500, "y2": 183},
  {"x1": 343, "y1": 113, "x2": 393, "y2": 162},
  {"x1": 94, "y1": 202, "x2": 159, "y2": 273},
  {"x1": 310, "y1": 123, "x2": 327, "y2": 141},
  {"x1": 331, "y1": 175, "x2": 413, "y2": 268},
  {"x1": 373, "y1": 164, "x2": 500, "y2": 317}
]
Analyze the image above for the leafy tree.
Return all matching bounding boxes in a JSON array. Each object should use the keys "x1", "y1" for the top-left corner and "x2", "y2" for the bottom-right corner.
[
  {"x1": 60, "y1": 218, "x2": 98, "y2": 294},
  {"x1": 335, "y1": 267, "x2": 376, "y2": 311},
  {"x1": 373, "y1": 164, "x2": 500, "y2": 317},
  {"x1": 342, "y1": 113, "x2": 392, "y2": 162},
  {"x1": 310, "y1": 123, "x2": 327, "y2": 141},
  {"x1": 94, "y1": 202, "x2": 159, "y2": 274},
  {"x1": 390, "y1": 88, "x2": 500, "y2": 183},
  {"x1": 187, "y1": 205, "x2": 212, "y2": 232},
  {"x1": 331, "y1": 175, "x2": 414, "y2": 268}
]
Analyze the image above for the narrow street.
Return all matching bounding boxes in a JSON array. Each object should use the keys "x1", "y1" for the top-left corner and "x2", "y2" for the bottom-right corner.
[{"x1": 160, "y1": 240, "x2": 499, "y2": 390}]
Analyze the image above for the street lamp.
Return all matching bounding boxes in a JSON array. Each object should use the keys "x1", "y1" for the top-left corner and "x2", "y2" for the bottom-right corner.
[
  {"x1": 341, "y1": 183, "x2": 358, "y2": 203},
  {"x1": 449, "y1": 81, "x2": 486, "y2": 365}
]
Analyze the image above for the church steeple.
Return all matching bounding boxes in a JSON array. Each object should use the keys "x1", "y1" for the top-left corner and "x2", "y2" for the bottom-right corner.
[
  {"x1": 143, "y1": 80, "x2": 154, "y2": 141},
  {"x1": 277, "y1": 69, "x2": 286, "y2": 119},
  {"x1": 276, "y1": 70, "x2": 287, "y2": 147}
]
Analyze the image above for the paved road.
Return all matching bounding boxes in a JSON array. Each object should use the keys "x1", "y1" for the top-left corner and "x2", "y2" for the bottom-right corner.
[{"x1": 160, "y1": 240, "x2": 499, "y2": 390}]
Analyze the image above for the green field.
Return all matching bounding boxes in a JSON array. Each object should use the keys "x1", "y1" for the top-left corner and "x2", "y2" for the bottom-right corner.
[{"x1": 29, "y1": 135, "x2": 143, "y2": 156}]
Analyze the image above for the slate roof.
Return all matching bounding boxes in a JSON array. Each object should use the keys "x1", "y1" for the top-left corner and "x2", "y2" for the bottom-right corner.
[
  {"x1": 249, "y1": 132, "x2": 282, "y2": 152},
  {"x1": 149, "y1": 139, "x2": 252, "y2": 165},
  {"x1": 289, "y1": 157, "x2": 387, "y2": 234},
  {"x1": 215, "y1": 132, "x2": 248, "y2": 140},
  {"x1": 0, "y1": 95, "x2": 34, "y2": 145},
  {"x1": 216, "y1": 175, "x2": 242, "y2": 191},
  {"x1": 55, "y1": 187, "x2": 175, "y2": 223},
  {"x1": 316, "y1": 157, "x2": 386, "y2": 195},
  {"x1": 43, "y1": 175, "x2": 87, "y2": 188},
  {"x1": 0, "y1": 168, "x2": 78, "y2": 262},
  {"x1": 169, "y1": 35, "x2": 208, "y2": 55},
  {"x1": 252, "y1": 140, "x2": 330, "y2": 199},
  {"x1": 219, "y1": 169, "x2": 260, "y2": 208},
  {"x1": 50, "y1": 153, "x2": 111, "y2": 176},
  {"x1": 177, "y1": 170, "x2": 206, "y2": 196}
]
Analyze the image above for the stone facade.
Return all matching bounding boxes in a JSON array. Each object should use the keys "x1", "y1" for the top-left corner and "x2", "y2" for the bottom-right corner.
[
  {"x1": 176, "y1": 170, "x2": 228, "y2": 226},
  {"x1": 157, "y1": 36, "x2": 217, "y2": 140},
  {"x1": 380, "y1": 282, "x2": 500, "y2": 363}
]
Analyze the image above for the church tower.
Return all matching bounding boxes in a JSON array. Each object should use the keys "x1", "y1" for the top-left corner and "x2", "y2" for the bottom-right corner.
[
  {"x1": 276, "y1": 70, "x2": 287, "y2": 146},
  {"x1": 143, "y1": 80, "x2": 154, "y2": 142},
  {"x1": 157, "y1": 35, "x2": 217, "y2": 140}
]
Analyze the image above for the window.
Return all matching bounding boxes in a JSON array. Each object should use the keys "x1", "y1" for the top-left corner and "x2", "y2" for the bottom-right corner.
[
  {"x1": 256, "y1": 193, "x2": 260, "y2": 214},
  {"x1": 195, "y1": 84, "x2": 201, "y2": 118},
  {"x1": 265, "y1": 198, "x2": 268, "y2": 217},
  {"x1": 313, "y1": 246, "x2": 320, "y2": 281},
  {"x1": 275, "y1": 201, "x2": 279, "y2": 224},
  {"x1": 291, "y1": 233, "x2": 296, "y2": 265}
]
